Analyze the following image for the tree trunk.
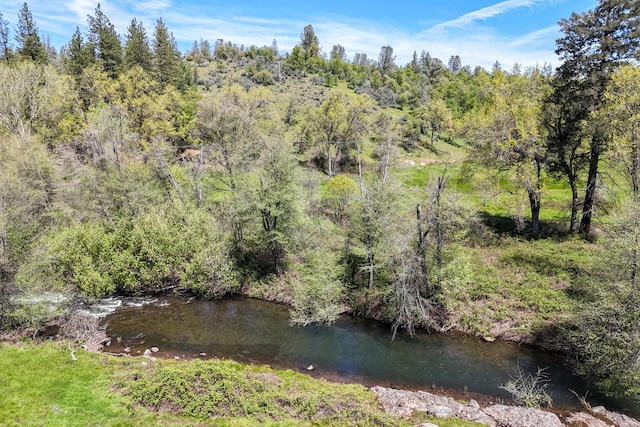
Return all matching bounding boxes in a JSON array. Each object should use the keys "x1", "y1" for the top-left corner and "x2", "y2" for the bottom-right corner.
[
  {"x1": 568, "y1": 173, "x2": 579, "y2": 234},
  {"x1": 528, "y1": 188, "x2": 541, "y2": 236},
  {"x1": 579, "y1": 150, "x2": 600, "y2": 234},
  {"x1": 415, "y1": 203, "x2": 428, "y2": 278}
]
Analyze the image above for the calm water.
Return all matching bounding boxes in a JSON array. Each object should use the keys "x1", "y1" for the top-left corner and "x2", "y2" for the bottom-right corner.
[{"x1": 102, "y1": 296, "x2": 639, "y2": 414}]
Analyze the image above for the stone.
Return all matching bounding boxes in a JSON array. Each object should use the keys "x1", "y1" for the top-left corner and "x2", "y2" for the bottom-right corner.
[
  {"x1": 143, "y1": 349, "x2": 151, "y2": 356},
  {"x1": 565, "y1": 412, "x2": 612, "y2": 427},
  {"x1": 174, "y1": 356, "x2": 180, "y2": 360},
  {"x1": 483, "y1": 404, "x2": 563, "y2": 427},
  {"x1": 123, "y1": 347, "x2": 130, "y2": 353},
  {"x1": 199, "y1": 352, "x2": 207, "y2": 357},
  {"x1": 151, "y1": 346, "x2": 159, "y2": 353},
  {"x1": 306, "y1": 365, "x2": 314, "y2": 371},
  {"x1": 140, "y1": 361, "x2": 148, "y2": 367},
  {"x1": 591, "y1": 406, "x2": 640, "y2": 427},
  {"x1": 468, "y1": 399, "x2": 480, "y2": 410},
  {"x1": 420, "y1": 424, "x2": 440, "y2": 427},
  {"x1": 426, "y1": 405, "x2": 452, "y2": 418}
]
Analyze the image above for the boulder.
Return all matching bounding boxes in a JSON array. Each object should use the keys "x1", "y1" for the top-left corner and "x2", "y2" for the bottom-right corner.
[
  {"x1": 565, "y1": 412, "x2": 612, "y2": 427},
  {"x1": 483, "y1": 404, "x2": 563, "y2": 427},
  {"x1": 591, "y1": 406, "x2": 640, "y2": 427}
]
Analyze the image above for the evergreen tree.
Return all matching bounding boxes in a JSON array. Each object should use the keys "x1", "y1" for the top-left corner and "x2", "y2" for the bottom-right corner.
[
  {"x1": 200, "y1": 39, "x2": 211, "y2": 61},
  {"x1": 15, "y1": 3, "x2": 46, "y2": 63},
  {"x1": 64, "y1": 27, "x2": 94, "y2": 78},
  {"x1": 548, "y1": 0, "x2": 640, "y2": 233},
  {"x1": 124, "y1": 18, "x2": 152, "y2": 72},
  {"x1": 153, "y1": 18, "x2": 182, "y2": 87},
  {"x1": 300, "y1": 24, "x2": 319, "y2": 58},
  {"x1": 0, "y1": 10, "x2": 12, "y2": 61},
  {"x1": 87, "y1": 4, "x2": 123, "y2": 78}
]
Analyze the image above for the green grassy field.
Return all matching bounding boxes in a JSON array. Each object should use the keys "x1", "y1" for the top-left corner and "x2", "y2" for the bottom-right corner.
[{"x1": 0, "y1": 341, "x2": 489, "y2": 426}]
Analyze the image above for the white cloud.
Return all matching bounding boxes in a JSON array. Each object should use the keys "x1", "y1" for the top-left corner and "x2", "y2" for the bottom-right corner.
[
  {"x1": 431, "y1": 0, "x2": 546, "y2": 30},
  {"x1": 0, "y1": 0, "x2": 566, "y2": 69},
  {"x1": 133, "y1": 0, "x2": 172, "y2": 13}
]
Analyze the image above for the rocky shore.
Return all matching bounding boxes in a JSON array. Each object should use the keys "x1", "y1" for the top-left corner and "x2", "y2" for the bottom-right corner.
[{"x1": 371, "y1": 386, "x2": 640, "y2": 427}]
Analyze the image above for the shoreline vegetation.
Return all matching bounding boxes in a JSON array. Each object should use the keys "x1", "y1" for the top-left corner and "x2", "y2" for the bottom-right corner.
[
  {"x1": 2, "y1": 1, "x2": 640, "y2": 424},
  {"x1": 1, "y1": 339, "x2": 638, "y2": 426}
]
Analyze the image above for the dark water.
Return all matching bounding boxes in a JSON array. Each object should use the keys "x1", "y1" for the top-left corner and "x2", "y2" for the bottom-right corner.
[{"x1": 103, "y1": 296, "x2": 639, "y2": 415}]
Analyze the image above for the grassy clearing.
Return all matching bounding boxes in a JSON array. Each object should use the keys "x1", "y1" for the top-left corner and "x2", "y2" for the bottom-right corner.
[{"x1": 442, "y1": 238, "x2": 598, "y2": 340}]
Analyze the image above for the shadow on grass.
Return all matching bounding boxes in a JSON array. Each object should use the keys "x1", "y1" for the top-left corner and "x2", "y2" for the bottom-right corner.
[{"x1": 477, "y1": 212, "x2": 574, "y2": 240}]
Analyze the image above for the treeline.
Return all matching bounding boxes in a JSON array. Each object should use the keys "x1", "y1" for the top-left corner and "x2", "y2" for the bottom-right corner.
[{"x1": 1, "y1": 0, "x2": 640, "y2": 402}]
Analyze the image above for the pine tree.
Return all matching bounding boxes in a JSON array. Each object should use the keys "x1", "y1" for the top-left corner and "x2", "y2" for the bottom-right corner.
[
  {"x1": 124, "y1": 18, "x2": 152, "y2": 72},
  {"x1": 64, "y1": 27, "x2": 94, "y2": 78},
  {"x1": 87, "y1": 4, "x2": 122, "y2": 78},
  {"x1": 300, "y1": 24, "x2": 319, "y2": 58},
  {"x1": 15, "y1": 3, "x2": 46, "y2": 63},
  {"x1": 153, "y1": 18, "x2": 182, "y2": 87},
  {"x1": 0, "y1": 10, "x2": 12, "y2": 60}
]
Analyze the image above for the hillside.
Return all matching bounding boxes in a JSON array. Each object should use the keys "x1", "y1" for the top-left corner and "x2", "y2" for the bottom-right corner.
[{"x1": 1, "y1": 1, "x2": 640, "y2": 412}]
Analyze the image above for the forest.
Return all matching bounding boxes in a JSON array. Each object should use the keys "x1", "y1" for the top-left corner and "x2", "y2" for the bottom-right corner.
[{"x1": 1, "y1": 0, "x2": 640, "y2": 410}]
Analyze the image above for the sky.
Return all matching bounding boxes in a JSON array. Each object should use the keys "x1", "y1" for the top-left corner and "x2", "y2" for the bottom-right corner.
[{"x1": 0, "y1": 0, "x2": 597, "y2": 70}]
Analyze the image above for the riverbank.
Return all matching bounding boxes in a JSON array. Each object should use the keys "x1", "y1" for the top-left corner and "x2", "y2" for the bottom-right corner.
[{"x1": 2, "y1": 339, "x2": 638, "y2": 427}]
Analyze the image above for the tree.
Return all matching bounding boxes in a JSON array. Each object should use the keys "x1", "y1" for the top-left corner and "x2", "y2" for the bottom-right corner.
[
  {"x1": 353, "y1": 52, "x2": 369, "y2": 67},
  {"x1": 0, "y1": 61, "x2": 61, "y2": 137},
  {"x1": 87, "y1": 4, "x2": 123, "y2": 78},
  {"x1": 561, "y1": 198, "x2": 640, "y2": 399},
  {"x1": 305, "y1": 93, "x2": 373, "y2": 176},
  {"x1": 469, "y1": 69, "x2": 550, "y2": 235},
  {"x1": 153, "y1": 18, "x2": 185, "y2": 88},
  {"x1": 391, "y1": 171, "x2": 468, "y2": 337},
  {"x1": 0, "y1": 10, "x2": 11, "y2": 61},
  {"x1": 378, "y1": 45, "x2": 395, "y2": 74},
  {"x1": 194, "y1": 87, "x2": 265, "y2": 248},
  {"x1": 330, "y1": 44, "x2": 346, "y2": 61},
  {"x1": 0, "y1": 133, "x2": 57, "y2": 284},
  {"x1": 254, "y1": 141, "x2": 300, "y2": 275},
  {"x1": 420, "y1": 51, "x2": 445, "y2": 84},
  {"x1": 448, "y1": 55, "x2": 461, "y2": 73},
  {"x1": 405, "y1": 99, "x2": 453, "y2": 150},
  {"x1": 200, "y1": 39, "x2": 211, "y2": 60},
  {"x1": 15, "y1": 3, "x2": 46, "y2": 63},
  {"x1": 550, "y1": 0, "x2": 640, "y2": 234},
  {"x1": 124, "y1": 18, "x2": 152, "y2": 72},
  {"x1": 600, "y1": 65, "x2": 640, "y2": 199},
  {"x1": 64, "y1": 27, "x2": 94, "y2": 78},
  {"x1": 300, "y1": 24, "x2": 319, "y2": 58}
]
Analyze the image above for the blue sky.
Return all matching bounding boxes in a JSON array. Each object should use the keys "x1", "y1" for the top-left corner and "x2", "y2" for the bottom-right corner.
[{"x1": 0, "y1": 0, "x2": 596, "y2": 69}]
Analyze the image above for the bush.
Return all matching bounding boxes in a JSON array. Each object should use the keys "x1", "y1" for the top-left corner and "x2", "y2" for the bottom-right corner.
[
  {"x1": 500, "y1": 366, "x2": 553, "y2": 408},
  {"x1": 15, "y1": 206, "x2": 239, "y2": 298}
]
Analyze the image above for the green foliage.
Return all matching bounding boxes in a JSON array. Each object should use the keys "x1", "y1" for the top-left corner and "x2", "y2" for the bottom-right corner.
[
  {"x1": 125, "y1": 357, "x2": 395, "y2": 425},
  {"x1": 15, "y1": 3, "x2": 47, "y2": 64},
  {"x1": 87, "y1": 4, "x2": 123, "y2": 78},
  {"x1": 289, "y1": 250, "x2": 344, "y2": 326},
  {"x1": 16, "y1": 206, "x2": 239, "y2": 298},
  {"x1": 1, "y1": 341, "x2": 384, "y2": 426},
  {"x1": 559, "y1": 199, "x2": 640, "y2": 398},
  {"x1": 500, "y1": 366, "x2": 553, "y2": 408},
  {"x1": 320, "y1": 175, "x2": 359, "y2": 224}
]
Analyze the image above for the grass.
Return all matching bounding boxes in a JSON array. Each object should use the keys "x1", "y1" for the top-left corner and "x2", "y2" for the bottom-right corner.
[
  {"x1": 442, "y1": 238, "x2": 598, "y2": 340},
  {"x1": 0, "y1": 341, "x2": 189, "y2": 426},
  {"x1": 0, "y1": 340, "x2": 421, "y2": 426}
]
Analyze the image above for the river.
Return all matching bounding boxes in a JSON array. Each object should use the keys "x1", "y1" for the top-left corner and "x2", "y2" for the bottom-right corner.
[{"x1": 97, "y1": 295, "x2": 639, "y2": 416}]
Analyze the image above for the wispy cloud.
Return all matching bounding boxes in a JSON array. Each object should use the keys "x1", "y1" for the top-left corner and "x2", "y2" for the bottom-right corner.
[
  {"x1": 431, "y1": 0, "x2": 546, "y2": 30},
  {"x1": 133, "y1": 1, "x2": 172, "y2": 13},
  {"x1": 0, "y1": 0, "x2": 578, "y2": 69}
]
